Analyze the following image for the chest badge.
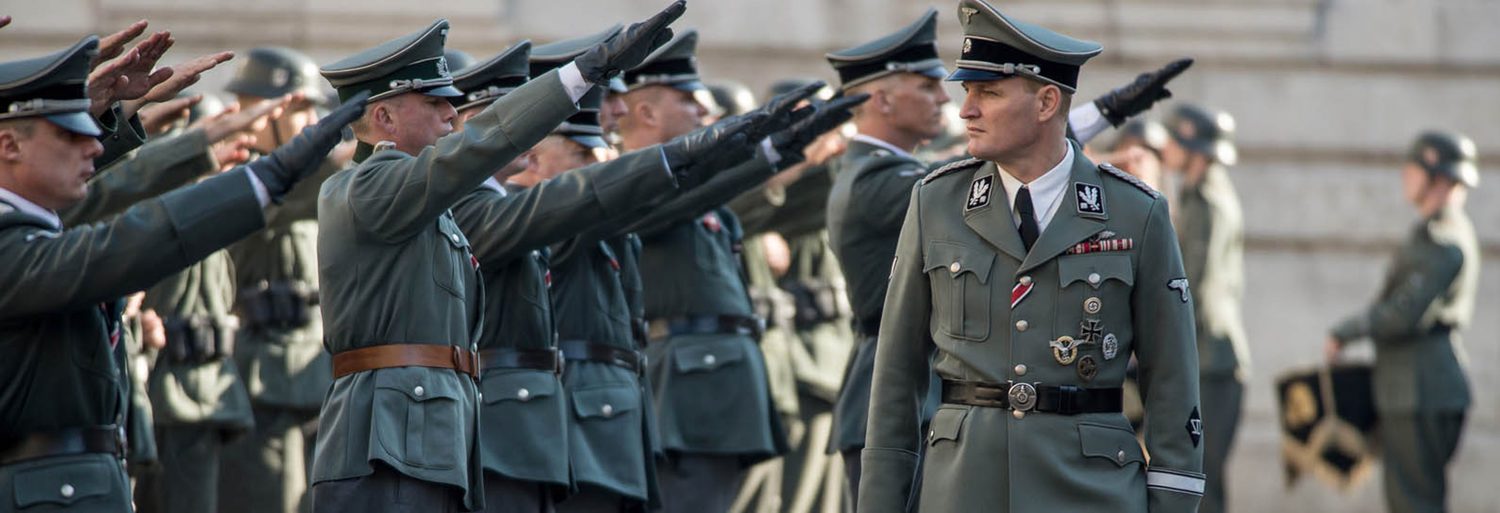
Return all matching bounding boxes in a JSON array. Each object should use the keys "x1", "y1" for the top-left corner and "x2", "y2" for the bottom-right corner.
[
  {"x1": 1101, "y1": 333, "x2": 1120, "y2": 360},
  {"x1": 701, "y1": 212, "x2": 722, "y2": 233},
  {"x1": 1075, "y1": 182, "x2": 1105, "y2": 217},
  {"x1": 1168, "y1": 278, "x2": 1191, "y2": 303},
  {"x1": 1050, "y1": 336, "x2": 1084, "y2": 365},
  {"x1": 966, "y1": 174, "x2": 993, "y2": 211}
]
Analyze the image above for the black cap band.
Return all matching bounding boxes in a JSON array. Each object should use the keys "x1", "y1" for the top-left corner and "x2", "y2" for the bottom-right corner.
[
  {"x1": 835, "y1": 45, "x2": 941, "y2": 88},
  {"x1": 957, "y1": 36, "x2": 1080, "y2": 89},
  {"x1": 624, "y1": 58, "x2": 699, "y2": 88}
]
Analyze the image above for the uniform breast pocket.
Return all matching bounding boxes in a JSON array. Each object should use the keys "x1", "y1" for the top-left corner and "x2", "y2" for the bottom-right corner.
[
  {"x1": 1058, "y1": 254, "x2": 1135, "y2": 317},
  {"x1": 924, "y1": 241, "x2": 995, "y2": 341},
  {"x1": 373, "y1": 368, "x2": 465, "y2": 470},
  {"x1": 431, "y1": 216, "x2": 472, "y2": 299}
]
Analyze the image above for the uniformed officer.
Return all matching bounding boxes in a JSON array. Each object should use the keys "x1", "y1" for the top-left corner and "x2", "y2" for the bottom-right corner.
[
  {"x1": 1325, "y1": 131, "x2": 1479, "y2": 513},
  {"x1": 1160, "y1": 104, "x2": 1249, "y2": 513},
  {"x1": 0, "y1": 35, "x2": 362, "y2": 513},
  {"x1": 615, "y1": 29, "x2": 868, "y2": 513},
  {"x1": 858, "y1": 1, "x2": 1204, "y2": 511},
  {"x1": 217, "y1": 46, "x2": 343, "y2": 513},
  {"x1": 309, "y1": 6, "x2": 683, "y2": 511}
]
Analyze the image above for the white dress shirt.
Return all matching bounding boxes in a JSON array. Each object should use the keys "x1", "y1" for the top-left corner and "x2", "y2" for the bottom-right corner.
[{"x1": 997, "y1": 142, "x2": 1074, "y2": 234}]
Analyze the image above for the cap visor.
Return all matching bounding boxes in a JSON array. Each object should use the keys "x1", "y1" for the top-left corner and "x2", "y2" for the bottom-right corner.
[
  {"x1": 945, "y1": 67, "x2": 1012, "y2": 83},
  {"x1": 568, "y1": 135, "x2": 610, "y2": 149},
  {"x1": 669, "y1": 80, "x2": 707, "y2": 92},
  {"x1": 918, "y1": 64, "x2": 950, "y2": 81},
  {"x1": 421, "y1": 85, "x2": 465, "y2": 98},
  {"x1": 47, "y1": 112, "x2": 102, "y2": 137},
  {"x1": 608, "y1": 77, "x2": 628, "y2": 94}
]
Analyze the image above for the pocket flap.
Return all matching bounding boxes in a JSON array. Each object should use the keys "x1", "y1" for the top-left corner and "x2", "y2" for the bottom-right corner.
[
  {"x1": 924, "y1": 241, "x2": 995, "y2": 284},
  {"x1": 1077, "y1": 422, "x2": 1145, "y2": 467},
  {"x1": 373, "y1": 367, "x2": 465, "y2": 402},
  {"x1": 437, "y1": 215, "x2": 470, "y2": 250},
  {"x1": 926, "y1": 406, "x2": 969, "y2": 445},
  {"x1": 571, "y1": 384, "x2": 642, "y2": 420},
  {"x1": 13, "y1": 458, "x2": 114, "y2": 508},
  {"x1": 1059, "y1": 254, "x2": 1134, "y2": 289},
  {"x1": 672, "y1": 338, "x2": 747, "y2": 373},
  {"x1": 480, "y1": 370, "x2": 559, "y2": 405}
]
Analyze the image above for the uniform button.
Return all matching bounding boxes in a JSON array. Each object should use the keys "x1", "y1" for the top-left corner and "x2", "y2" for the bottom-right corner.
[
  {"x1": 1116, "y1": 450, "x2": 1126, "y2": 464},
  {"x1": 1088, "y1": 272, "x2": 1102, "y2": 285},
  {"x1": 601, "y1": 404, "x2": 614, "y2": 418},
  {"x1": 927, "y1": 429, "x2": 935, "y2": 442},
  {"x1": 703, "y1": 354, "x2": 717, "y2": 366},
  {"x1": 1012, "y1": 409, "x2": 1025, "y2": 420},
  {"x1": 1018, "y1": 276, "x2": 1032, "y2": 286},
  {"x1": 413, "y1": 386, "x2": 425, "y2": 397},
  {"x1": 1013, "y1": 364, "x2": 1027, "y2": 376},
  {"x1": 449, "y1": 233, "x2": 461, "y2": 244},
  {"x1": 1015, "y1": 320, "x2": 1029, "y2": 332},
  {"x1": 949, "y1": 261, "x2": 961, "y2": 273},
  {"x1": 516, "y1": 388, "x2": 530, "y2": 401},
  {"x1": 60, "y1": 484, "x2": 74, "y2": 498}
]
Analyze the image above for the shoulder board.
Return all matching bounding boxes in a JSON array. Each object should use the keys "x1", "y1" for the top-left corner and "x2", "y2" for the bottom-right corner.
[
  {"x1": 1099, "y1": 163, "x2": 1159, "y2": 198},
  {"x1": 921, "y1": 157, "x2": 983, "y2": 185}
]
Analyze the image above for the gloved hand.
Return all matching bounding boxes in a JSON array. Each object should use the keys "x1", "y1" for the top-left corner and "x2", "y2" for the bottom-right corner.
[
  {"x1": 667, "y1": 80, "x2": 826, "y2": 177},
  {"x1": 248, "y1": 91, "x2": 368, "y2": 202},
  {"x1": 740, "y1": 80, "x2": 824, "y2": 142},
  {"x1": 770, "y1": 93, "x2": 869, "y2": 169},
  {"x1": 662, "y1": 110, "x2": 768, "y2": 189},
  {"x1": 575, "y1": 0, "x2": 686, "y2": 85},
  {"x1": 1092, "y1": 58, "x2": 1193, "y2": 126}
]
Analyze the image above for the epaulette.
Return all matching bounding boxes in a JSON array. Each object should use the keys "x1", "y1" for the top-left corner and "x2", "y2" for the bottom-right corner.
[
  {"x1": 921, "y1": 157, "x2": 983, "y2": 185},
  {"x1": 1099, "y1": 163, "x2": 1159, "y2": 198}
]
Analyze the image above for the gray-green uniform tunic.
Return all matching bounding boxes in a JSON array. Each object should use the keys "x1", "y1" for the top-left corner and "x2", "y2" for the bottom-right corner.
[{"x1": 1330, "y1": 206, "x2": 1476, "y2": 513}]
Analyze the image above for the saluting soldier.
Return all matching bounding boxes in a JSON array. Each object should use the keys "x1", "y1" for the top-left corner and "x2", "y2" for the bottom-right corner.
[
  {"x1": 217, "y1": 46, "x2": 345, "y2": 513},
  {"x1": 1160, "y1": 104, "x2": 1250, "y2": 513},
  {"x1": 858, "y1": 1, "x2": 1205, "y2": 512},
  {"x1": 1325, "y1": 131, "x2": 1480, "y2": 513},
  {"x1": 308, "y1": 6, "x2": 683, "y2": 511},
  {"x1": 0, "y1": 36, "x2": 362, "y2": 513}
]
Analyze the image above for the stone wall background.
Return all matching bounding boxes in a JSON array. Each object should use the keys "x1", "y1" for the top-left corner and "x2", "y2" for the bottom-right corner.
[{"x1": 4, "y1": 0, "x2": 1498, "y2": 510}]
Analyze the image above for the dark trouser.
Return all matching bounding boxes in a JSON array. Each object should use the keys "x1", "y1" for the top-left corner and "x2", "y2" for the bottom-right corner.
[
  {"x1": 659, "y1": 454, "x2": 746, "y2": 513},
  {"x1": 135, "y1": 425, "x2": 223, "y2": 513},
  {"x1": 220, "y1": 406, "x2": 316, "y2": 513},
  {"x1": 556, "y1": 485, "x2": 639, "y2": 513},
  {"x1": 1380, "y1": 412, "x2": 1465, "y2": 513},
  {"x1": 1200, "y1": 375, "x2": 1244, "y2": 513},
  {"x1": 310, "y1": 462, "x2": 461, "y2": 513},
  {"x1": 478, "y1": 475, "x2": 554, "y2": 513},
  {"x1": 842, "y1": 449, "x2": 861, "y2": 513}
]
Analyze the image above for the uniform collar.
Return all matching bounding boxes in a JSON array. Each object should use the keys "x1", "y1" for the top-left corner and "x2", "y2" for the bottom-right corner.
[
  {"x1": 481, "y1": 176, "x2": 506, "y2": 196},
  {"x1": 0, "y1": 186, "x2": 62, "y2": 230},
  {"x1": 997, "y1": 141, "x2": 1073, "y2": 233},
  {"x1": 851, "y1": 133, "x2": 916, "y2": 160}
]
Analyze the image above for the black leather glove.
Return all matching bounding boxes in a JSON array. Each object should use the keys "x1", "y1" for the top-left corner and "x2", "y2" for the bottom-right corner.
[
  {"x1": 770, "y1": 94, "x2": 869, "y2": 169},
  {"x1": 740, "y1": 80, "x2": 824, "y2": 142},
  {"x1": 249, "y1": 91, "x2": 368, "y2": 202},
  {"x1": 575, "y1": 0, "x2": 686, "y2": 85},
  {"x1": 662, "y1": 111, "x2": 768, "y2": 189},
  {"x1": 1093, "y1": 58, "x2": 1193, "y2": 126}
]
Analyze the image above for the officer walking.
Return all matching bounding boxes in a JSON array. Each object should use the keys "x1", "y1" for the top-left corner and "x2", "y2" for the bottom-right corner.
[
  {"x1": 218, "y1": 46, "x2": 344, "y2": 513},
  {"x1": 0, "y1": 35, "x2": 362, "y2": 513},
  {"x1": 1325, "y1": 131, "x2": 1479, "y2": 513},
  {"x1": 308, "y1": 6, "x2": 682, "y2": 511},
  {"x1": 1160, "y1": 104, "x2": 1250, "y2": 513},
  {"x1": 858, "y1": 1, "x2": 1204, "y2": 511}
]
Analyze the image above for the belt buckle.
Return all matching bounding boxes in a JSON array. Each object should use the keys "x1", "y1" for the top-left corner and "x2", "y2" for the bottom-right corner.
[
  {"x1": 453, "y1": 346, "x2": 479, "y2": 381},
  {"x1": 113, "y1": 426, "x2": 127, "y2": 460},
  {"x1": 554, "y1": 349, "x2": 566, "y2": 376},
  {"x1": 1007, "y1": 382, "x2": 1037, "y2": 412},
  {"x1": 635, "y1": 350, "x2": 648, "y2": 378}
]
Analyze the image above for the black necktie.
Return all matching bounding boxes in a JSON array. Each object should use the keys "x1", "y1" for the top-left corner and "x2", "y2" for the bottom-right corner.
[{"x1": 1015, "y1": 186, "x2": 1040, "y2": 252}]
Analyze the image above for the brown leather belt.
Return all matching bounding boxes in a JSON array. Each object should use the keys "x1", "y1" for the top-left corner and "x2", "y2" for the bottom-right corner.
[
  {"x1": 0, "y1": 425, "x2": 124, "y2": 466},
  {"x1": 478, "y1": 348, "x2": 564, "y2": 374},
  {"x1": 332, "y1": 344, "x2": 480, "y2": 380}
]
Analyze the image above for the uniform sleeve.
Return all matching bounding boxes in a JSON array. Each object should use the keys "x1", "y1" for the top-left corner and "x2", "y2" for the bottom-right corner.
[
  {"x1": 0, "y1": 169, "x2": 265, "y2": 318},
  {"x1": 267, "y1": 156, "x2": 344, "y2": 226},
  {"x1": 94, "y1": 104, "x2": 149, "y2": 170},
  {"x1": 857, "y1": 160, "x2": 926, "y2": 236},
  {"x1": 452, "y1": 145, "x2": 675, "y2": 267},
  {"x1": 1131, "y1": 197, "x2": 1205, "y2": 511},
  {"x1": 857, "y1": 182, "x2": 933, "y2": 513},
  {"x1": 60, "y1": 128, "x2": 217, "y2": 225},
  {"x1": 1331, "y1": 243, "x2": 1464, "y2": 344},
  {"x1": 341, "y1": 69, "x2": 579, "y2": 243},
  {"x1": 625, "y1": 152, "x2": 776, "y2": 238}
]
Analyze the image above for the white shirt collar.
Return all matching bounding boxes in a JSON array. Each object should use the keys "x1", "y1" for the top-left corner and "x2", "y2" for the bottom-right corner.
[
  {"x1": 997, "y1": 142, "x2": 1074, "y2": 233},
  {"x1": 851, "y1": 134, "x2": 915, "y2": 160},
  {"x1": 481, "y1": 177, "x2": 507, "y2": 196},
  {"x1": 0, "y1": 186, "x2": 62, "y2": 229}
]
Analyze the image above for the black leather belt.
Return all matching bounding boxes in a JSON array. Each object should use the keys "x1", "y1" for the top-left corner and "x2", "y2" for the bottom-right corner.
[
  {"x1": 649, "y1": 314, "x2": 765, "y2": 341},
  {"x1": 942, "y1": 380, "x2": 1122, "y2": 415},
  {"x1": 479, "y1": 348, "x2": 564, "y2": 374},
  {"x1": 1, "y1": 425, "x2": 125, "y2": 466},
  {"x1": 559, "y1": 340, "x2": 645, "y2": 376}
]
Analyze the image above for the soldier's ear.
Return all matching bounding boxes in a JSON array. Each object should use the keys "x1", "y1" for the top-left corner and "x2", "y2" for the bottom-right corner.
[
  {"x1": 1035, "y1": 84, "x2": 1063, "y2": 124},
  {"x1": 0, "y1": 126, "x2": 24, "y2": 162}
]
